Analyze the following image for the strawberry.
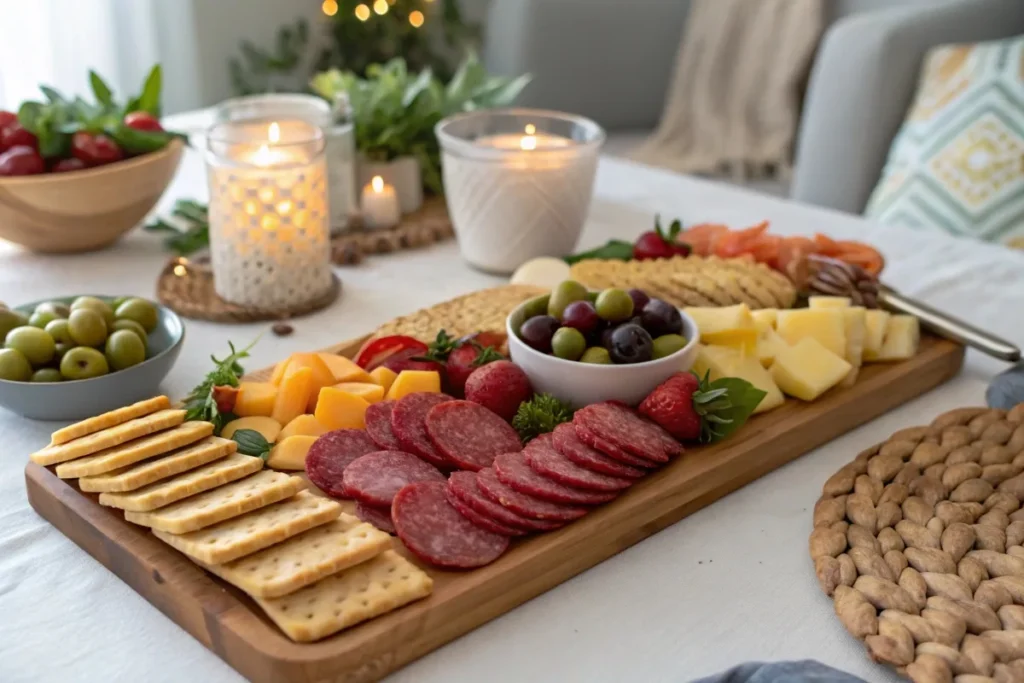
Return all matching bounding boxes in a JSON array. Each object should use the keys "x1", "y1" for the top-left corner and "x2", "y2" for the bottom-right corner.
[
  {"x1": 632, "y1": 216, "x2": 692, "y2": 261},
  {"x1": 464, "y1": 360, "x2": 532, "y2": 422},
  {"x1": 384, "y1": 355, "x2": 445, "y2": 375},
  {"x1": 446, "y1": 341, "x2": 505, "y2": 397},
  {"x1": 638, "y1": 372, "x2": 738, "y2": 443}
]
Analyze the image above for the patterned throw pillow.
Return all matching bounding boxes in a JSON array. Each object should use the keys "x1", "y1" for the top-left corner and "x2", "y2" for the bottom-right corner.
[{"x1": 864, "y1": 36, "x2": 1024, "y2": 244}]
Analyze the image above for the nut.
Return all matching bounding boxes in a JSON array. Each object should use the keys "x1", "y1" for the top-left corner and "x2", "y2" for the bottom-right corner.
[
  {"x1": 927, "y1": 516, "x2": 946, "y2": 538},
  {"x1": 855, "y1": 474, "x2": 884, "y2": 505},
  {"x1": 944, "y1": 463, "x2": 984, "y2": 491},
  {"x1": 913, "y1": 642, "x2": 978, "y2": 676},
  {"x1": 877, "y1": 502, "x2": 903, "y2": 532},
  {"x1": 981, "y1": 464, "x2": 1021, "y2": 487},
  {"x1": 838, "y1": 553, "x2": 858, "y2": 588},
  {"x1": 960, "y1": 634, "x2": 996, "y2": 677},
  {"x1": 897, "y1": 519, "x2": 942, "y2": 550},
  {"x1": 849, "y1": 546, "x2": 896, "y2": 582},
  {"x1": 897, "y1": 463, "x2": 926, "y2": 486},
  {"x1": 980, "y1": 630, "x2": 1024, "y2": 663},
  {"x1": 823, "y1": 465, "x2": 858, "y2": 496},
  {"x1": 881, "y1": 439, "x2": 918, "y2": 460},
  {"x1": 981, "y1": 445, "x2": 1015, "y2": 467},
  {"x1": 943, "y1": 426, "x2": 975, "y2": 450},
  {"x1": 847, "y1": 523, "x2": 881, "y2": 554},
  {"x1": 941, "y1": 523, "x2": 977, "y2": 563},
  {"x1": 967, "y1": 550, "x2": 1024, "y2": 578},
  {"x1": 878, "y1": 527, "x2": 906, "y2": 554},
  {"x1": 906, "y1": 547, "x2": 958, "y2": 574},
  {"x1": 815, "y1": 555, "x2": 843, "y2": 596},
  {"x1": 882, "y1": 609, "x2": 938, "y2": 644},
  {"x1": 880, "y1": 482, "x2": 911, "y2": 506},
  {"x1": 926, "y1": 595, "x2": 1001, "y2": 634},
  {"x1": 997, "y1": 474, "x2": 1024, "y2": 499},
  {"x1": 904, "y1": 496, "x2": 937, "y2": 526},
  {"x1": 922, "y1": 607, "x2": 968, "y2": 648},
  {"x1": 931, "y1": 407, "x2": 988, "y2": 431},
  {"x1": 947, "y1": 444, "x2": 982, "y2": 466},
  {"x1": 886, "y1": 549, "x2": 910, "y2": 579},
  {"x1": 813, "y1": 496, "x2": 847, "y2": 528},
  {"x1": 959, "y1": 557, "x2": 990, "y2": 593},
  {"x1": 978, "y1": 509, "x2": 1010, "y2": 529},
  {"x1": 856, "y1": 575, "x2": 921, "y2": 614},
  {"x1": 972, "y1": 524, "x2": 1007, "y2": 553},
  {"x1": 969, "y1": 410, "x2": 1007, "y2": 437},
  {"x1": 869, "y1": 454, "x2": 906, "y2": 483},
  {"x1": 866, "y1": 619, "x2": 915, "y2": 666},
  {"x1": 913, "y1": 476, "x2": 949, "y2": 506},
  {"x1": 985, "y1": 492, "x2": 1021, "y2": 515},
  {"x1": 905, "y1": 653, "x2": 954, "y2": 683},
  {"x1": 914, "y1": 442, "x2": 952, "y2": 468},
  {"x1": 925, "y1": 463, "x2": 947, "y2": 480},
  {"x1": 937, "y1": 501, "x2": 983, "y2": 525},
  {"x1": 975, "y1": 580, "x2": 1014, "y2": 611},
  {"x1": 921, "y1": 571, "x2": 974, "y2": 601},
  {"x1": 997, "y1": 604, "x2": 1024, "y2": 630},
  {"x1": 833, "y1": 585, "x2": 878, "y2": 639},
  {"x1": 951, "y1": 479, "x2": 996, "y2": 504},
  {"x1": 981, "y1": 421, "x2": 1014, "y2": 446},
  {"x1": 810, "y1": 526, "x2": 847, "y2": 559},
  {"x1": 846, "y1": 493, "x2": 877, "y2": 530}
]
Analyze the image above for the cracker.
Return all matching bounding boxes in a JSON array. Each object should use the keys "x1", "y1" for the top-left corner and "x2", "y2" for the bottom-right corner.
[
  {"x1": 152, "y1": 491, "x2": 342, "y2": 564},
  {"x1": 99, "y1": 453, "x2": 263, "y2": 512},
  {"x1": 49, "y1": 396, "x2": 171, "y2": 446},
  {"x1": 125, "y1": 471, "x2": 305, "y2": 534},
  {"x1": 55, "y1": 421, "x2": 213, "y2": 479},
  {"x1": 253, "y1": 550, "x2": 432, "y2": 642},
  {"x1": 32, "y1": 409, "x2": 188, "y2": 466},
  {"x1": 78, "y1": 436, "x2": 236, "y2": 493},
  {"x1": 204, "y1": 515, "x2": 392, "y2": 598}
]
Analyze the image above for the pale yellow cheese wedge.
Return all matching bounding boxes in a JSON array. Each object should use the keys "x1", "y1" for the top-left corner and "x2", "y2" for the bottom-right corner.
[
  {"x1": 842, "y1": 307, "x2": 867, "y2": 369},
  {"x1": 775, "y1": 308, "x2": 846, "y2": 359},
  {"x1": 808, "y1": 296, "x2": 851, "y2": 309},
  {"x1": 755, "y1": 328, "x2": 789, "y2": 368},
  {"x1": 693, "y1": 345, "x2": 784, "y2": 414},
  {"x1": 278, "y1": 414, "x2": 329, "y2": 441},
  {"x1": 862, "y1": 310, "x2": 891, "y2": 358},
  {"x1": 750, "y1": 309, "x2": 778, "y2": 335},
  {"x1": 771, "y1": 337, "x2": 852, "y2": 401},
  {"x1": 385, "y1": 370, "x2": 442, "y2": 401},
  {"x1": 871, "y1": 314, "x2": 920, "y2": 361},
  {"x1": 684, "y1": 304, "x2": 758, "y2": 355},
  {"x1": 266, "y1": 435, "x2": 318, "y2": 471}
]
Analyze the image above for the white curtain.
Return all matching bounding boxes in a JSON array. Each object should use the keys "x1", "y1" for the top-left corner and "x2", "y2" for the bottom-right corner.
[{"x1": 0, "y1": 0, "x2": 161, "y2": 111}]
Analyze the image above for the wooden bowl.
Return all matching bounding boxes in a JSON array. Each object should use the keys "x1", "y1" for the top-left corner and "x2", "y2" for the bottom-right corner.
[{"x1": 0, "y1": 139, "x2": 184, "y2": 253}]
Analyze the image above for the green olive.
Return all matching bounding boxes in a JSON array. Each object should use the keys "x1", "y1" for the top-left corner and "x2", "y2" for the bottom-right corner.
[
  {"x1": 551, "y1": 327, "x2": 586, "y2": 361},
  {"x1": 114, "y1": 298, "x2": 159, "y2": 333},
  {"x1": 522, "y1": 295, "x2": 549, "y2": 321},
  {"x1": 5, "y1": 326, "x2": 56, "y2": 366},
  {"x1": 105, "y1": 330, "x2": 147, "y2": 371},
  {"x1": 68, "y1": 309, "x2": 108, "y2": 347},
  {"x1": 111, "y1": 319, "x2": 148, "y2": 345},
  {"x1": 579, "y1": 347, "x2": 612, "y2": 364},
  {"x1": 0, "y1": 348, "x2": 32, "y2": 381},
  {"x1": 594, "y1": 288, "x2": 634, "y2": 323},
  {"x1": 45, "y1": 319, "x2": 74, "y2": 345},
  {"x1": 28, "y1": 311, "x2": 57, "y2": 328},
  {"x1": 35, "y1": 301, "x2": 71, "y2": 318},
  {"x1": 652, "y1": 334, "x2": 689, "y2": 359},
  {"x1": 31, "y1": 368, "x2": 64, "y2": 383},
  {"x1": 70, "y1": 296, "x2": 116, "y2": 328},
  {"x1": 60, "y1": 347, "x2": 110, "y2": 380},
  {"x1": 0, "y1": 309, "x2": 29, "y2": 340},
  {"x1": 547, "y1": 280, "x2": 589, "y2": 321}
]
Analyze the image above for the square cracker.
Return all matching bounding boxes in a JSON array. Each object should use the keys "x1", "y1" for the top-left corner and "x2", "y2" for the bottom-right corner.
[
  {"x1": 78, "y1": 436, "x2": 236, "y2": 493},
  {"x1": 254, "y1": 550, "x2": 432, "y2": 642},
  {"x1": 203, "y1": 514, "x2": 392, "y2": 598},
  {"x1": 50, "y1": 396, "x2": 171, "y2": 446},
  {"x1": 32, "y1": 409, "x2": 188, "y2": 466},
  {"x1": 152, "y1": 491, "x2": 342, "y2": 564},
  {"x1": 55, "y1": 421, "x2": 213, "y2": 479},
  {"x1": 125, "y1": 471, "x2": 305, "y2": 534},
  {"x1": 99, "y1": 453, "x2": 263, "y2": 512}
]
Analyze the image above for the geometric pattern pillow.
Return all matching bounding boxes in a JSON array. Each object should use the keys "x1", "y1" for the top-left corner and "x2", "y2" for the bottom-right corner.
[{"x1": 864, "y1": 35, "x2": 1024, "y2": 244}]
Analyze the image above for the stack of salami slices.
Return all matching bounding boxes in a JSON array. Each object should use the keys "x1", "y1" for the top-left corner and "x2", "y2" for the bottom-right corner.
[{"x1": 305, "y1": 394, "x2": 683, "y2": 570}]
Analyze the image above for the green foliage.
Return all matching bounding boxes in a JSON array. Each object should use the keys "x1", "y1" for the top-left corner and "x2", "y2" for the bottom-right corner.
[
  {"x1": 182, "y1": 340, "x2": 258, "y2": 435},
  {"x1": 230, "y1": 20, "x2": 311, "y2": 96},
  {"x1": 512, "y1": 394, "x2": 574, "y2": 444},
  {"x1": 144, "y1": 200, "x2": 210, "y2": 256},
  {"x1": 310, "y1": 54, "x2": 531, "y2": 194}
]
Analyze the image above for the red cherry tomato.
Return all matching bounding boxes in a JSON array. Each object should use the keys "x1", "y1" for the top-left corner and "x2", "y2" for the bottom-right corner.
[
  {"x1": 0, "y1": 111, "x2": 17, "y2": 131},
  {"x1": 51, "y1": 157, "x2": 87, "y2": 173},
  {"x1": 0, "y1": 124, "x2": 38, "y2": 153},
  {"x1": 124, "y1": 111, "x2": 163, "y2": 132},
  {"x1": 0, "y1": 146, "x2": 45, "y2": 176},
  {"x1": 352, "y1": 335, "x2": 429, "y2": 371},
  {"x1": 72, "y1": 132, "x2": 124, "y2": 166}
]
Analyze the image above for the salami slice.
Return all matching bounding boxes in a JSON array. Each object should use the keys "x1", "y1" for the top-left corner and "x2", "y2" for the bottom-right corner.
[
  {"x1": 445, "y1": 486, "x2": 526, "y2": 537},
  {"x1": 447, "y1": 471, "x2": 562, "y2": 532},
  {"x1": 525, "y1": 433, "x2": 634, "y2": 492},
  {"x1": 573, "y1": 422, "x2": 659, "y2": 468},
  {"x1": 391, "y1": 392, "x2": 455, "y2": 468},
  {"x1": 304, "y1": 429, "x2": 380, "y2": 499},
  {"x1": 342, "y1": 450, "x2": 446, "y2": 507},
  {"x1": 425, "y1": 400, "x2": 522, "y2": 471},
  {"x1": 476, "y1": 466, "x2": 587, "y2": 522},
  {"x1": 552, "y1": 423, "x2": 646, "y2": 479},
  {"x1": 575, "y1": 402, "x2": 681, "y2": 462},
  {"x1": 365, "y1": 400, "x2": 402, "y2": 450},
  {"x1": 495, "y1": 451, "x2": 618, "y2": 505},
  {"x1": 354, "y1": 501, "x2": 395, "y2": 534},
  {"x1": 393, "y1": 481, "x2": 509, "y2": 569}
]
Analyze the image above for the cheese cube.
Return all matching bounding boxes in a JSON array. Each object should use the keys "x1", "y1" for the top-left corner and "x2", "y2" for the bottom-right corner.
[
  {"x1": 755, "y1": 328, "x2": 789, "y2": 368},
  {"x1": 692, "y1": 345, "x2": 784, "y2": 414},
  {"x1": 692, "y1": 345, "x2": 739, "y2": 380},
  {"x1": 771, "y1": 337, "x2": 852, "y2": 401},
  {"x1": 266, "y1": 435, "x2": 318, "y2": 471},
  {"x1": 317, "y1": 353, "x2": 373, "y2": 384},
  {"x1": 314, "y1": 387, "x2": 370, "y2": 430},
  {"x1": 271, "y1": 366, "x2": 314, "y2": 427},
  {"x1": 369, "y1": 366, "x2": 398, "y2": 394},
  {"x1": 269, "y1": 355, "x2": 296, "y2": 386},
  {"x1": 808, "y1": 296, "x2": 852, "y2": 309},
  {"x1": 286, "y1": 353, "x2": 337, "y2": 412},
  {"x1": 776, "y1": 308, "x2": 847, "y2": 358},
  {"x1": 751, "y1": 309, "x2": 778, "y2": 335},
  {"x1": 862, "y1": 310, "x2": 893, "y2": 359},
  {"x1": 333, "y1": 382, "x2": 385, "y2": 404},
  {"x1": 872, "y1": 315, "x2": 920, "y2": 361},
  {"x1": 684, "y1": 304, "x2": 758, "y2": 355},
  {"x1": 279, "y1": 414, "x2": 329, "y2": 440},
  {"x1": 234, "y1": 382, "x2": 278, "y2": 418},
  {"x1": 843, "y1": 307, "x2": 867, "y2": 369},
  {"x1": 222, "y1": 416, "x2": 283, "y2": 443},
  {"x1": 385, "y1": 370, "x2": 441, "y2": 401}
]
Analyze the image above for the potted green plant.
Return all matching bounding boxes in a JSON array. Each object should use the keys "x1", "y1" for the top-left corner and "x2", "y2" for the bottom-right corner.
[{"x1": 311, "y1": 53, "x2": 529, "y2": 212}]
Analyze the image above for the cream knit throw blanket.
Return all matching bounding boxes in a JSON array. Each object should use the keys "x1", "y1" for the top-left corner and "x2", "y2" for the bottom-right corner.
[{"x1": 633, "y1": 0, "x2": 825, "y2": 179}]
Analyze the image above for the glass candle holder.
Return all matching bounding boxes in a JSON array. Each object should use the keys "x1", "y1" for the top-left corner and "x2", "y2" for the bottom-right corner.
[
  {"x1": 206, "y1": 118, "x2": 334, "y2": 310},
  {"x1": 435, "y1": 108, "x2": 605, "y2": 273},
  {"x1": 217, "y1": 93, "x2": 356, "y2": 231}
]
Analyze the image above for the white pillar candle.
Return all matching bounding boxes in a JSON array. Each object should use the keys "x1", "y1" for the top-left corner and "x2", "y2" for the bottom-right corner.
[
  {"x1": 206, "y1": 119, "x2": 334, "y2": 309},
  {"x1": 361, "y1": 175, "x2": 401, "y2": 229}
]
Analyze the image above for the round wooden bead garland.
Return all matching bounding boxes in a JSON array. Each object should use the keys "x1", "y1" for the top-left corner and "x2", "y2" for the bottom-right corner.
[{"x1": 811, "y1": 403, "x2": 1024, "y2": 683}]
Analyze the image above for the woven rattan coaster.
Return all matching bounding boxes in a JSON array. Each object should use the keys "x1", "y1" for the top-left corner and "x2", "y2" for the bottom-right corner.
[
  {"x1": 812, "y1": 403, "x2": 1024, "y2": 682},
  {"x1": 157, "y1": 256, "x2": 341, "y2": 323},
  {"x1": 331, "y1": 196, "x2": 453, "y2": 265}
]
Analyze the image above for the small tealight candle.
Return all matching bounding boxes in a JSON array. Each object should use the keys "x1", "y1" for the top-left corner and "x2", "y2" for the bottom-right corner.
[{"x1": 361, "y1": 175, "x2": 401, "y2": 229}]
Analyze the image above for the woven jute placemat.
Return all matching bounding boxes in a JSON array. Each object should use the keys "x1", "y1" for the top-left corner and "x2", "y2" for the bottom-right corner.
[
  {"x1": 331, "y1": 196, "x2": 453, "y2": 265},
  {"x1": 812, "y1": 403, "x2": 1024, "y2": 682}
]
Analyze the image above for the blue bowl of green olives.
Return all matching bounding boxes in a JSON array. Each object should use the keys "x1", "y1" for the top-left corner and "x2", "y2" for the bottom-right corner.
[{"x1": 0, "y1": 295, "x2": 184, "y2": 420}]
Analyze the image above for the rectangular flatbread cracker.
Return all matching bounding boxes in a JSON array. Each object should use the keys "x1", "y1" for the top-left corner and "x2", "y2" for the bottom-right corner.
[
  {"x1": 78, "y1": 436, "x2": 236, "y2": 493},
  {"x1": 32, "y1": 409, "x2": 188, "y2": 466},
  {"x1": 49, "y1": 396, "x2": 171, "y2": 446},
  {"x1": 152, "y1": 491, "x2": 342, "y2": 565},
  {"x1": 98, "y1": 453, "x2": 263, "y2": 512},
  {"x1": 254, "y1": 550, "x2": 432, "y2": 642},
  {"x1": 125, "y1": 471, "x2": 305, "y2": 534},
  {"x1": 55, "y1": 421, "x2": 213, "y2": 479},
  {"x1": 204, "y1": 515, "x2": 392, "y2": 598}
]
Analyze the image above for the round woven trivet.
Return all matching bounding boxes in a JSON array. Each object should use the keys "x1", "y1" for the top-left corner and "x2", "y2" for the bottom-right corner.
[
  {"x1": 812, "y1": 403, "x2": 1024, "y2": 683},
  {"x1": 156, "y1": 255, "x2": 341, "y2": 323},
  {"x1": 330, "y1": 196, "x2": 453, "y2": 265}
]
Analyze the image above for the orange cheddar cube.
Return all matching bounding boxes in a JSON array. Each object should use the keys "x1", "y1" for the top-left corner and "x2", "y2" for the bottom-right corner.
[
  {"x1": 234, "y1": 382, "x2": 278, "y2": 418},
  {"x1": 279, "y1": 414, "x2": 329, "y2": 441},
  {"x1": 266, "y1": 435, "x2": 318, "y2": 471},
  {"x1": 221, "y1": 416, "x2": 283, "y2": 443},
  {"x1": 385, "y1": 370, "x2": 441, "y2": 401},
  {"x1": 314, "y1": 387, "x2": 370, "y2": 430},
  {"x1": 317, "y1": 353, "x2": 373, "y2": 384},
  {"x1": 284, "y1": 353, "x2": 337, "y2": 412},
  {"x1": 271, "y1": 366, "x2": 314, "y2": 427},
  {"x1": 368, "y1": 366, "x2": 398, "y2": 394},
  {"x1": 269, "y1": 356, "x2": 295, "y2": 386},
  {"x1": 333, "y1": 382, "x2": 384, "y2": 404}
]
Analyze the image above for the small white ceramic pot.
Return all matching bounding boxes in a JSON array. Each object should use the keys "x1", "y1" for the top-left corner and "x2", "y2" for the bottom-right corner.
[{"x1": 358, "y1": 156, "x2": 423, "y2": 214}]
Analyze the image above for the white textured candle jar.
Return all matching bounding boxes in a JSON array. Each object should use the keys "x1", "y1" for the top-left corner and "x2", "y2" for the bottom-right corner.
[
  {"x1": 436, "y1": 109, "x2": 605, "y2": 274},
  {"x1": 206, "y1": 119, "x2": 334, "y2": 309}
]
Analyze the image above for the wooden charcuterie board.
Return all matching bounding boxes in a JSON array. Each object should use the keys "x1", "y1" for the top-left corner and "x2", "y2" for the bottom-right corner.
[{"x1": 26, "y1": 332, "x2": 964, "y2": 683}]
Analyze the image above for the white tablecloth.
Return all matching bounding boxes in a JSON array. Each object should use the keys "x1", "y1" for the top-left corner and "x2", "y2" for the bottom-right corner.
[{"x1": 2, "y1": 138, "x2": 1024, "y2": 683}]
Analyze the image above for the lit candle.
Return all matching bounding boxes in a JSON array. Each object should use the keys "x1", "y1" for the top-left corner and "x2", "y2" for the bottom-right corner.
[
  {"x1": 361, "y1": 175, "x2": 401, "y2": 229},
  {"x1": 476, "y1": 124, "x2": 573, "y2": 151},
  {"x1": 206, "y1": 119, "x2": 334, "y2": 309}
]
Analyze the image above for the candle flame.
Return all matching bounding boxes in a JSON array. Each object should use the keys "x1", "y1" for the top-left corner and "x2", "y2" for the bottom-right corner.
[
  {"x1": 268, "y1": 122, "x2": 281, "y2": 143},
  {"x1": 524, "y1": 124, "x2": 536, "y2": 135},
  {"x1": 520, "y1": 135, "x2": 537, "y2": 151},
  {"x1": 372, "y1": 175, "x2": 384, "y2": 192}
]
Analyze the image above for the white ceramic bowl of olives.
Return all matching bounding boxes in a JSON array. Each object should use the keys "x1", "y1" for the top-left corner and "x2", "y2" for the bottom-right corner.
[
  {"x1": 0, "y1": 295, "x2": 184, "y2": 420},
  {"x1": 507, "y1": 281, "x2": 700, "y2": 408}
]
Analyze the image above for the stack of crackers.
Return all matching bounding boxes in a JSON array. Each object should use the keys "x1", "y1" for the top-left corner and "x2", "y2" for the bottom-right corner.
[
  {"x1": 569, "y1": 255, "x2": 797, "y2": 310},
  {"x1": 30, "y1": 396, "x2": 432, "y2": 643}
]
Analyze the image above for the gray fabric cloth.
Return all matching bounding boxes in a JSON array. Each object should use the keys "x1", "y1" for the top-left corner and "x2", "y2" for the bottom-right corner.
[{"x1": 690, "y1": 660, "x2": 867, "y2": 683}]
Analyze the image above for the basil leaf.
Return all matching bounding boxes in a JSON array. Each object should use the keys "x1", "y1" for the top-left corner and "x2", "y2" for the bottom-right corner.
[
  {"x1": 137, "y1": 64, "x2": 162, "y2": 117},
  {"x1": 564, "y1": 240, "x2": 635, "y2": 264},
  {"x1": 704, "y1": 377, "x2": 767, "y2": 443},
  {"x1": 106, "y1": 123, "x2": 171, "y2": 154},
  {"x1": 39, "y1": 86, "x2": 67, "y2": 105},
  {"x1": 89, "y1": 70, "x2": 114, "y2": 107},
  {"x1": 231, "y1": 429, "x2": 272, "y2": 461},
  {"x1": 17, "y1": 101, "x2": 45, "y2": 134}
]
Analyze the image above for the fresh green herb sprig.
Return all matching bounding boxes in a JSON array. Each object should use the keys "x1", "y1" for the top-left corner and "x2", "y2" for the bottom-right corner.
[
  {"x1": 183, "y1": 340, "x2": 258, "y2": 435},
  {"x1": 564, "y1": 240, "x2": 635, "y2": 265},
  {"x1": 696, "y1": 372, "x2": 766, "y2": 443},
  {"x1": 231, "y1": 429, "x2": 273, "y2": 462},
  {"x1": 512, "y1": 393, "x2": 574, "y2": 444},
  {"x1": 145, "y1": 200, "x2": 210, "y2": 256}
]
